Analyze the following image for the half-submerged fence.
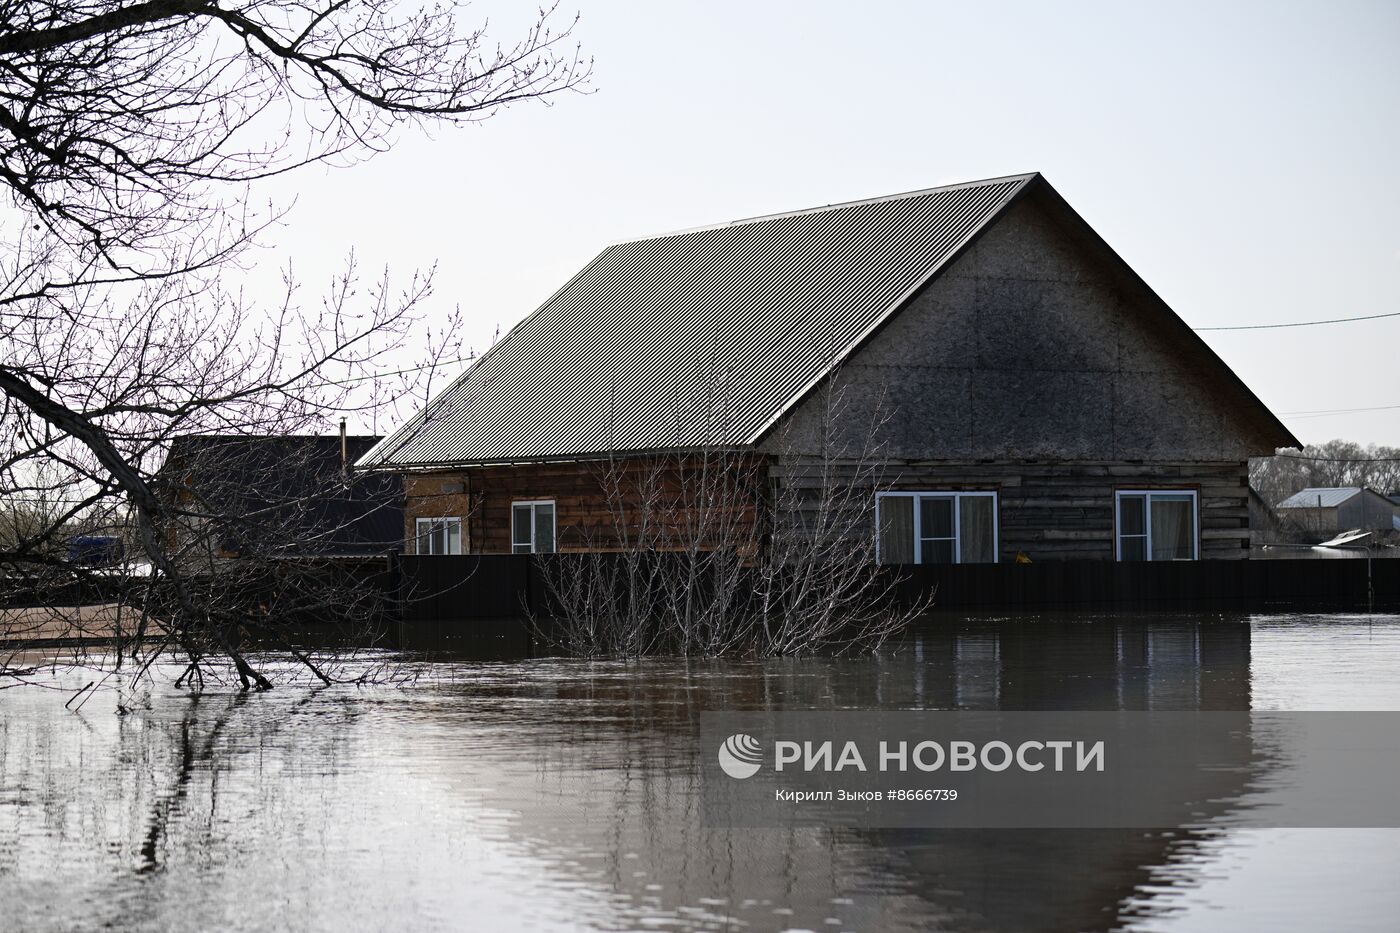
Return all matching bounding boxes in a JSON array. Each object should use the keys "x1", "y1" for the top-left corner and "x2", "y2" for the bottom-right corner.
[
  {"x1": 398, "y1": 555, "x2": 1400, "y2": 649},
  {"x1": 12, "y1": 556, "x2": 1395, "y2": 652}
]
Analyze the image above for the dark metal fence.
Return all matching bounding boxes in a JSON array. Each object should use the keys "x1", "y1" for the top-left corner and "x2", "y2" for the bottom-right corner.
[
  {"x1": 883, "y1": 558, "x2": 1400, "y2": 612},
  {"x1": 17, "y1": 556, "x2": 1390, "y2": 652},
  {"x1": 398, "y1": 554, "x2": 1400, "y2": 631}
]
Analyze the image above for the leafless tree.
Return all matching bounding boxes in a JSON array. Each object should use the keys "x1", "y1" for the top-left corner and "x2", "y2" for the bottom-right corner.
[{"x1": 0, "y1": 0, "x2": 589, "y2": 686}]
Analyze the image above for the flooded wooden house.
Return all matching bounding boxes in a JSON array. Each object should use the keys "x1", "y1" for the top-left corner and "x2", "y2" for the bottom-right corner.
[{"x1": 358, "y1": 173, "x2": 1298, "y2": 563}]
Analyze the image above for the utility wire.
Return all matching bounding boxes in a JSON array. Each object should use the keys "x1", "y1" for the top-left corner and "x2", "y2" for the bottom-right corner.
[
  {"x1": 1280, "y1": 403, "x2": 1400, "y2": 418},
  {"x1": 182, "y1": 316, "x2": 1400, "y2": 452},
  {"x1": 1284, "y1": 404, "x2": 1400, "y2": 415},
  {"x1": 1196, "y1": 310, "x2": 1400, "y2": 331},
  {"x1": 311, "y1": 310, "x2": 1399, "y2": 386}
]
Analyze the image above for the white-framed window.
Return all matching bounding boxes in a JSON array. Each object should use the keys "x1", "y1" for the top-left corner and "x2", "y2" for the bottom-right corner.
[
  {"x1": 511, "y1": 500, "x2": 556, "y2": 554},
  {"x1": 1115, "y1": 490, "x2": 1198, "y2": 561},
  {"x1": 875, "y1": 491, "x2": 998, "y2": 565},
  {"x1": 416, "y1": 517, "x2": 462, "y2": 556}
]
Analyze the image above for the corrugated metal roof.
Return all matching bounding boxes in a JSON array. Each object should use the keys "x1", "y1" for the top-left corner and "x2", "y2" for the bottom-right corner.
[
  {"x1": 1276, "y1": 487, "x2": 1363, "y2": 509},
  {"x1": 1316, "y1": 529, "x2": 1372, "y2": 548},
  {"x1": 360, "y1": 174, "x2": 1034, "y2": 468}
]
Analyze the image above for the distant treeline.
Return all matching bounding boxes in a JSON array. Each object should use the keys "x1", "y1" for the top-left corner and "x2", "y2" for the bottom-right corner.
[{"x1": 1250, "y1": 440, "x2": 1400, "y2": 507}]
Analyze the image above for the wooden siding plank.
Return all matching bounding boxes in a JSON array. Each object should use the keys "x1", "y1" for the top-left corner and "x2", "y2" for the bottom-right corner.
[{"x1": 405, "y1": 458, "x2": 1253, "y2": 562}]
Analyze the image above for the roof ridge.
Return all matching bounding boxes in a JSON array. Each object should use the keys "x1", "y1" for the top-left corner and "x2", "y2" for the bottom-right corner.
[{"x1": 610, "y1": 172, "x2": 1040, "y2": 245}]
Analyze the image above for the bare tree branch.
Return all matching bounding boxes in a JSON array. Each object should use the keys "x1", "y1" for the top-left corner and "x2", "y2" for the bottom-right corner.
[{"x1": 1, "y1": 0, "x2": 590, "y2": 686}]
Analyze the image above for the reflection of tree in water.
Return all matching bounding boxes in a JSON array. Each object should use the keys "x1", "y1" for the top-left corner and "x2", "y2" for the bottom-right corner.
[
  {"x1": 135, "y1": 694, "x2": 237, "y2": 876},
  {"x1": 2, "y1": 682, "x2": 363, "y2": 931},
  {"x1": 131, "y1": 688, "x2": 346, "y2": 877}
]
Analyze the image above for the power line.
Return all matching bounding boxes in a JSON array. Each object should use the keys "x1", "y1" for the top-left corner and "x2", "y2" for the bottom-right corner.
[
  {"x1": 1280, "y1": 403, "x2": 1400, "y2": 418},
  {"x1": 1196, "y1": 311, "x2": 1400, "y2": 331}
]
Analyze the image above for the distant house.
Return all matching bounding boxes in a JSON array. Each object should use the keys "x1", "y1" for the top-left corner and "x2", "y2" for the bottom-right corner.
[
  {"x1": 159, "y1": 435, "x2": 403, "y2": 562},
  {"x1": 358, "y1": 173, "x2": 1298, "y2": 562},
  {"x1": 1275, "y1": 487, "x2": 1400, "y2": 536}
]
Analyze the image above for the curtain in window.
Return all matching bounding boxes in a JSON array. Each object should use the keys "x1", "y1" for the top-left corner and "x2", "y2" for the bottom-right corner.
[
  {"x1": 534, "y1": 504, "x2": 556, "y2": 553},
  {"x1": 879, "y1": 496, "x2": 914, "y2": 564},
  {"x1": 512, "y1": 505, "x2": 533, "y2": 553},
  {"x1": 959, "y1": 496, "x2": 995, "y2": 563},
  {"x1": 1119, "y1": 495, "x2": 1147, "y2": 561},
  {"x1": 1150, "y1": 496, "x2": 1195, "y2": 560}
]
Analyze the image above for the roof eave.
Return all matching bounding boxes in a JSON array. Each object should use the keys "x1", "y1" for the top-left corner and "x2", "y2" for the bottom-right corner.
[{"x1": 353, "y1": 444, "x2": 762, "y2": 473}]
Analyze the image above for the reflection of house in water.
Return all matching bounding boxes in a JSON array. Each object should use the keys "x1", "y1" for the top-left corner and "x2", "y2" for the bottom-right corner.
[
  {"x1": 874, "y1": 618, "x2": 1250, "y2": 712},
  {"x1": 486, "y1": 619, "x2": 1258, "y2": 933},
  {"x1": 954, "y1": 632, "x2": 1001, "y2": 708},
  {"x1": 852, "y1": 619, "x2": 1254, "y2": 933}
]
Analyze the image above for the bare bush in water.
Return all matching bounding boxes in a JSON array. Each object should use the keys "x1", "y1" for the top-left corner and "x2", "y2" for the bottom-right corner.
[{"x1": 529, "y1": 378, "x2": 928, "y2": 657}]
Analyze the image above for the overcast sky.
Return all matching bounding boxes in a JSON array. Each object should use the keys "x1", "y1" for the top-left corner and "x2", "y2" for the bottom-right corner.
[{"x1": 260, "y1": 0, "x2": 1400, "y2": 447}]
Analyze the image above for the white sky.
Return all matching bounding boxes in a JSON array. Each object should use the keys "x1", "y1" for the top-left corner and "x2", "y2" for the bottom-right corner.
[{"x1": 257, "y1": 0, "x2": 1400, "y2": 447}]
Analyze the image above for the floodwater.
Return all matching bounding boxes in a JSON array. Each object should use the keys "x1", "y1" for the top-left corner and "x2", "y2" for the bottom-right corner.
[{"x1": 2, "y1": 614, "x2": 1399, "y2": 933}]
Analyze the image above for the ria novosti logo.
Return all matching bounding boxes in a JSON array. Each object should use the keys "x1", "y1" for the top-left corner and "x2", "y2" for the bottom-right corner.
[
  {"x1": 718, "y1": 733, "x2": 764, "y2": 779},
  {"x1": 716, "y1": 732, "x2": 1108, "y2": 780}
]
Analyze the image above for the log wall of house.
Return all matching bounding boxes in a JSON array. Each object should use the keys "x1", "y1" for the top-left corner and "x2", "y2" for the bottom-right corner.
[
  {"x1": 404, "y1": 456, "x2": 767, "y2": 555},
  {"x1": 403, "y1": 474, "x2": 473, "y2": 554},
  {"x1": 772, "y1": 458, "x2": 1251, "y2": 561},
  {"x1": 407, "y1": 457, "x2": 1250, "y2": 561}
]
